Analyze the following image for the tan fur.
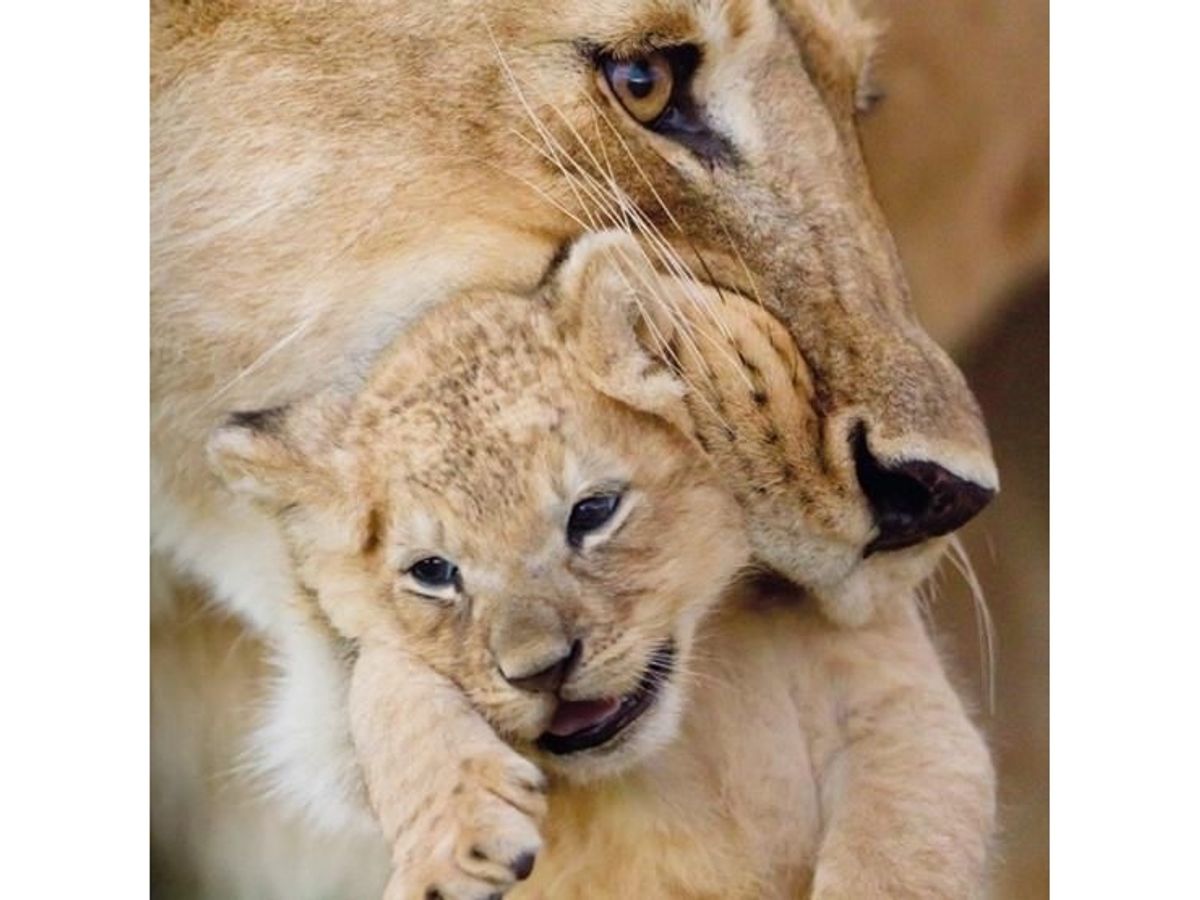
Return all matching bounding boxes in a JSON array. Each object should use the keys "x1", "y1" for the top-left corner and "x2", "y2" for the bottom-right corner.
[
  {"x1": 151, "y1": 0, "x2": 994, "y2": 630},
  {"x1": 152, "y1": 0, "x2": 1001, "y2": 896},
  {"x1": 349, "y1": 642, "x2": 551, "y2": 900},
  {"x1": 861, "y1": 0, "x2": 1048, "y2": 352},
  {"x1": 535, "y1": 584, "x2": 992, "y2": 900},
  {"x1": 204, "y1": 239, "x2": 993, "y2": 898},
  {"x1": 151, "y1": 571, "x2": 992, "y2": 900}
]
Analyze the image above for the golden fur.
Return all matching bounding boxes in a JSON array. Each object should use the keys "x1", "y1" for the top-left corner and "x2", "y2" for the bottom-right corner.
[
  {"x1": 151, "y1": 572, "x2": 993, "y2": 899},
  {"x1": 151, "y1": 0, "x2": 994, "y2": 630},
  {"x1": 202, "y1": 236, "x2": 993, "y2": 899},
  {"x1": 151, "y1": 0, "x2": 1002, "y2": 896}
]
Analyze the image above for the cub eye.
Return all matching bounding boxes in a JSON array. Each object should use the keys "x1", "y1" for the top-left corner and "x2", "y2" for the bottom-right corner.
[
  {"x1": 567, "y1": 493, "x2": 622, "y2": 548},
  {"x1": 407, "y1": 556, "x2": 459, "y2": 590},
  {"x1": 601, "y1": 51, "x2": 675, "y2": 124}
]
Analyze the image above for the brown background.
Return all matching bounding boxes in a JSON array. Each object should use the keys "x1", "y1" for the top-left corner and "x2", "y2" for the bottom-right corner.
[{"x1": 861, "y1": 0, "x2": 1048, "y2": 895}]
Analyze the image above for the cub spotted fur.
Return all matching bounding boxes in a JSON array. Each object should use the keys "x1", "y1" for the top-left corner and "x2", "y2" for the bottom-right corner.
[{"x1": 209, "y1": 235, "x2": 994, "y2": 899}]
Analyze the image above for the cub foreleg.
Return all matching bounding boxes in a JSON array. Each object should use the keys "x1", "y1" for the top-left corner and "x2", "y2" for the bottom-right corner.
[
  {"x1": 809, "y1": 598, "x2": 995, "y2": 899},
  {"x1": 349, "y1": 639, "x2": 547, "y2": 900}
]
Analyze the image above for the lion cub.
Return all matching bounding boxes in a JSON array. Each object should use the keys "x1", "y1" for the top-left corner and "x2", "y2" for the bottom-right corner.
[
  {"x1": 209, "y1": 237, "x2": 750, "y2": 898},
  {"x1": 210, "y1": 234, "x2": 993, "y2": 899}
]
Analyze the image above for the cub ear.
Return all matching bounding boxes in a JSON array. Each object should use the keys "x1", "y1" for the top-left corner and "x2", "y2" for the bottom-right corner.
[
  {"x1": 552, "y1": 230, "x2": 691, "y2": 434},
  {"x1": 206, "y1": 394, "x2": 347, "y2": 506}
]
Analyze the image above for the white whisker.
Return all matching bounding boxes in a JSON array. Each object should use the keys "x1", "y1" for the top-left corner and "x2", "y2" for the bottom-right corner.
[
  {"x1": 945, "y1": 535, "x2": 997, "y2": 716},
  {"x1": 197, "y1": 311, "x2": 322, "y2": 415}
]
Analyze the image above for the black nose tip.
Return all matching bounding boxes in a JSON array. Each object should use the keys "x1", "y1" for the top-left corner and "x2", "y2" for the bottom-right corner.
[
  {"x1": 853, "y1": 428, "x2": 995, "y2": 557},
  {"x1": 504, "y1": 640, "x2": 582, "y2": 694}
]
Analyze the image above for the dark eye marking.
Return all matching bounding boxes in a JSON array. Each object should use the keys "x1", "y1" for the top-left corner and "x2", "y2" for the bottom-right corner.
[
  {"x1": 227, "y1": 405, "x2": 287, "y2": 433},
  {"x1": 567, "y1": 493, "x2": 623, "y2": 548},
  {"x1": 407, "y1": 556, "x2": 460, "y2": 590},
  {"x1": 855, "y1": 81, "x2": 887, "y2": 117},
  {"x1": 588, "y1": 42, "x2": 740, "y2": 167}
]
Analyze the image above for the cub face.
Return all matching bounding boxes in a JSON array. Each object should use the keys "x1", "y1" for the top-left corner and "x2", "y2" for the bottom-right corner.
[{"x1": 209, "y1": 236, "x2": 748, "y2": 781}]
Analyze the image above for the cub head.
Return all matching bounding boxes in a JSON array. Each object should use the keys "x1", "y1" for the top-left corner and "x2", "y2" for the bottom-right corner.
[{"x1": 208, "y1": 238, "x2": 748, "y2": 781}]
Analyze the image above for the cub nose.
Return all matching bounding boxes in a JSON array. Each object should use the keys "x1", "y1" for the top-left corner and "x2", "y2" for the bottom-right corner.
[
  {"x1": 853, "y1": 428, "x2": 995, "y2": 556},
  {"x1": 502, "y1": 639, "x2": 582, "y2": 694}
]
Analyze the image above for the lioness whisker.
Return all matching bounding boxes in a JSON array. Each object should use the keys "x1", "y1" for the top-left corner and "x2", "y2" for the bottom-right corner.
[
  {"x1": 946, "y1": 535, "x2": 997, "y2": 716},
  {"x1": 485, "y1": 28, "x2": 616, "y2": 233},
  {"x1": 528, "y1": 85, "x2": 743, "y2": 374},
  {"x1": 715, "y1": 216, "x2": 770, "y2": 313},
  {"x1": 466, "y1": 71, "x2": 731, "y2": 428},
  {"x1": 504, "y1": 79, "x2": 748, "y2": 412},
  {"x1": 577, "y1": 91, "x2": 689, "y2": 237},
  {"x1": 195, "y1": 309, "x2": 324, "y2": 415},
  {"x1": 555, "y1": 91, "x2": 741, "y2": 350},
  {"x1": 602, "y1": 241, "x2": 740, "y2": 433},
  {"x1": 481, "y1": 153, "x2": 594, "y2": 231},
  {"x1": 506, "y1": 127, "x2": 610, "y2": 232}
]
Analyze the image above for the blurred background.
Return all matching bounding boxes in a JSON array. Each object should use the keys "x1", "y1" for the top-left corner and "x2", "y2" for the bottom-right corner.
[{"x1": 860, "y1": 0, "x2": 1048, "y2": 895}]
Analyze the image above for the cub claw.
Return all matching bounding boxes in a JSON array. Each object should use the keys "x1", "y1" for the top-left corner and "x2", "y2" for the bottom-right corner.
[
  {"x1": 511, "y1": 852, "x2": 536, "y2": 881},
  {"x1": 389, "y1": 748, "x2": 546, "y2": 900}
]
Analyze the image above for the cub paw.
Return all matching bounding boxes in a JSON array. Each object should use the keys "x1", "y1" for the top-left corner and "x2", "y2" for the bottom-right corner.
[{"x1": 386, "y1": 751, "x2": 548, "y2": 900}]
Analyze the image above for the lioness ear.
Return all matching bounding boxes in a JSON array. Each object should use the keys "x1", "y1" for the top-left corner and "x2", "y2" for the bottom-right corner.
[
  {"x1": 207, "y1": 394, "x2": 347, "y2": 506},
  {"x1": 553, "y1": 230, "x2": 691, "y2": 434}
]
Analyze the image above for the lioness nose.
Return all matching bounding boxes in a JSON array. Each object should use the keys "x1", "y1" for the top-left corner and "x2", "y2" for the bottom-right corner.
[
  {"x1": 502, "y1": 640, "x2": 582, "y2": 694},
  {"x1": 853, "y1": 429, "x2": 995, "y2": 556}
]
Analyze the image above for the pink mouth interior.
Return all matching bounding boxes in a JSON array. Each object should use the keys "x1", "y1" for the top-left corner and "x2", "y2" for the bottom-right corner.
[{"x1": 546, "y1": 697, "x2": 622, "y2": 737}]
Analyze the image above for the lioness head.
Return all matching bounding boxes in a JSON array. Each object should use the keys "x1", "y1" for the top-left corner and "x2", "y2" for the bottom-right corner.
[
  {"x1": 208, "y1": 239, "x2": 749, "y2": 780},
  {"x1": 157, "y1": 0, "x2": 996, "y2": 620}
]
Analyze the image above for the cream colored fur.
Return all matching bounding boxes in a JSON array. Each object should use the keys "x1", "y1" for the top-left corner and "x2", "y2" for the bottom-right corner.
[
  {"x1": 152, "y1": 0, "x2": 999, "y2": 896},
  {"x1": 201, "y1": 237, "x2": 993, "y2": 899},
  {"x1": 152, "y1": 571, "x2": 993, "y2": 900},
  {"x1": 151, "y1": 0, "x2": 995, "y2": 631}
]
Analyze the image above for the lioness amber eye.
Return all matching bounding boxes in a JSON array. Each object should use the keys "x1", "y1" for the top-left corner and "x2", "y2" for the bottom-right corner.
[
  {"x1": 408, "y1": 556, "x2": 459, "y2": 589},
  {"x1": 602, "y1": 52, "x2": 674, "y2": 124},
  {"x1": 567, "y1": 493, "x2": 622, "y2": 548}
]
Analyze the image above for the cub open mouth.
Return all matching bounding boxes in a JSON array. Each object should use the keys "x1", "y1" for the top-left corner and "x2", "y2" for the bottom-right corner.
[{"x1": 536, "y1": 642, "x2": 675, "y2": 756}]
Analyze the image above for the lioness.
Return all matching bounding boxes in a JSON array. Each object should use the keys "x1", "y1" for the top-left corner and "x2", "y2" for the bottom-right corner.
[
  {"x1": 207, "y1": 233, "x2": 994, "y2": 899},
  {"x1": 152, "y1": 0, "x2": 999, "y2": 895},
  {"x1": 152, "y1": 0, "x2": 995, "y2": 628}
]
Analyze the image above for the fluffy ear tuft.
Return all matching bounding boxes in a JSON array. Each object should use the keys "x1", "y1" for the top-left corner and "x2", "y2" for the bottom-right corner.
[
  {"x1": 207, "y1": 395, "x2": 346, "y2": 505},
  {"x1": 552, "y1": 230, "x2": 690, "y2": 433}
]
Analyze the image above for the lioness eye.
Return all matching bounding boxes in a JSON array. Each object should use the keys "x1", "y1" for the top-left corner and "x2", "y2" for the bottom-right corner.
[
  {"x1": 602, "y1": 52, "x2": 674, "y2": 124},
  {"x1": 407, "y1": 556, "x2": 459, "y2": 589},
  {"x1": 596, "y1": 46, "x2": 730, "y2": 164},
  {"x1": 567, "y1": 493, "x2": 622, "y2": 548}
]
